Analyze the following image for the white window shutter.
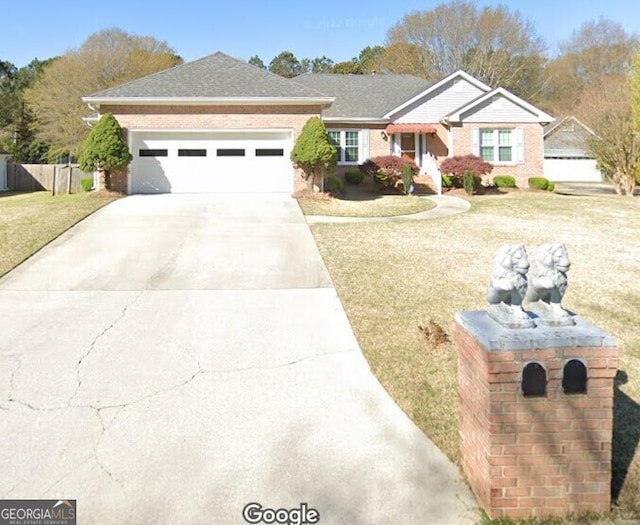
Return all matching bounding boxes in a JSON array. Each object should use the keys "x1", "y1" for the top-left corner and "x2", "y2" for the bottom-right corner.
[
  {"x1": 360, "y1": 129, "x2": 369, "y2": 163},
  {"x1": 472, "y1": 128, "x2": 480, "y2": 156},
  {"x1": 516, "y1": 128, "x2": 525, "y2": 164}
]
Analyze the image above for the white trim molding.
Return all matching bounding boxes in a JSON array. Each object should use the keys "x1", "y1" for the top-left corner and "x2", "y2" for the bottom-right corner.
[{"x1": 82, "y1": 96, "x2": 335, "y2": 107}]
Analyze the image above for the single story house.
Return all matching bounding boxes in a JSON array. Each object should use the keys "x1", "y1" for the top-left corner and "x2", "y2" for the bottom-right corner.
[
  {"x1": 543, "y1": 116, "x2": 604, "y2": 182},
  {"x1": 0, "y1": 149, "x2": 9, "y2": 191},
  {"x1": 295, "y1": 71, "x2": 553, "y2": 190},
  {"x1": 82, "y1": 52, "x2": 553, "y2": 194}
]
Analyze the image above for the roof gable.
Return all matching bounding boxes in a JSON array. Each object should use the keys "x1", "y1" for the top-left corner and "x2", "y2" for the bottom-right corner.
[
  {"x1": 389, "y1": 73, "x2": 489, "y2": 124},
  {"x1": 544, "y1": 116, "x2": 596, "y2": 156},
  {"x1": 544, "y1": 116, "x2": 595, "y2": 139},
  {"x1": 445, "y1": 88, "x2": 554, "y2": 124},
  {"x1": 83, "y1": 52, "x2": 332, "y2": 104},
  {"x1": 293, "y1": 73, "x2": 431, "y2": 120},
  {"x1": 384, "y1": 70, "x2": 492, "y2": 119}
]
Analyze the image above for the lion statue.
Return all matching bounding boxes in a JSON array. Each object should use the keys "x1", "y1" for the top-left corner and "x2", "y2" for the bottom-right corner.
[
  {"x1": 486, "y1": 245, "x2": 534, "y2": 328},
  {"x1": 526, "y1": 243, "x2": 575, "y2": 326}
]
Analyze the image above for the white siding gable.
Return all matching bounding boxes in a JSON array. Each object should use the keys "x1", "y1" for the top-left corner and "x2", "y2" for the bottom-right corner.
[
  {"x1": 394, "y1": 79, "x2": 485, "y2": 123},
  {"x1": 460, "y1": 94, "x2": 540, "y2": 123}
]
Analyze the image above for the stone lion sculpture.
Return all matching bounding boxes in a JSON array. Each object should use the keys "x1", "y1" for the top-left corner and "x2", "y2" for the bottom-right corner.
[
  {"x1": 526, "y1": 243, "x2": 575, "y2": 326},
  {"x1": 486, "y1": 245, "x2": 534, "y2": 328}
]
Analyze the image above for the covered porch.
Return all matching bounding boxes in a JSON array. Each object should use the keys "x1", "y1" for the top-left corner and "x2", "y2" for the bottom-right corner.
[{"x1": 386, "y1": 123, "x2": 444, "y2": 193}]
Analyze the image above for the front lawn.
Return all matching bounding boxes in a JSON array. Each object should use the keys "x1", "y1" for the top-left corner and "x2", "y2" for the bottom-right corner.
[
  {"x1": 297, "y1": 193, "x2": 436, "y2": 217},
  {"x1": 309, "y1": 191, "x2": 640, "y2": 519},
  {"x1": 0, "y1": 191, "x2": 120, "y2": 277}
]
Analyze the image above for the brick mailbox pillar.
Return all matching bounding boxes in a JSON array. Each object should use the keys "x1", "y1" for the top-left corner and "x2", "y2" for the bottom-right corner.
[{"x1": 455, "y1": 311, "x2": 618, "y2": 520}]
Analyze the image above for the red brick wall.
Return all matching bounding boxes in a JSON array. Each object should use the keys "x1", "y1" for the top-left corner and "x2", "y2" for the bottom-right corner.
[
  {"x1": 450, "y1": 123, "x2": 545, "y2": 187},
  {"x1": 455, "y1": 320, "x2": 618, "y2": 520}
]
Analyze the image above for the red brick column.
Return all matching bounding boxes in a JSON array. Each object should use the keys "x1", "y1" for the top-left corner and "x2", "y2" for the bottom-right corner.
[{"x1": 455, "y1": 311, "x2": 618, "y2": 520}]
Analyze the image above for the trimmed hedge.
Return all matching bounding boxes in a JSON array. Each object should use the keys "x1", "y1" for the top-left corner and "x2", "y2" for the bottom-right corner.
[
  {"x1": 324, "y1": 175, "x2": 344, "y2": 195},
  {"x1": 344, "y1": 169, "x2": 364, "y2": 185},
  {"x1": 528, "y1": 177, "x2": 552, "y2": 191},
  {"x1": 493, "y1": 175, "x2": 516, "y2": 188}
]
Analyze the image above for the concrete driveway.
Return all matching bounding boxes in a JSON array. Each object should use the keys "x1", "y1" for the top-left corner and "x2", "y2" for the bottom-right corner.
[{"x1": 0, "y1": 194, "x2": 476, "y2": 524}]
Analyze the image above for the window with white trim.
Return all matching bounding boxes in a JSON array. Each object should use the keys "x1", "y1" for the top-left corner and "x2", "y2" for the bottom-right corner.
[
  {"x1": 480, "y1": 129, "x2": 514, "y2": 163},
  {"x1": 327, "y1": 130, "x2": 360, "y2": 164}
]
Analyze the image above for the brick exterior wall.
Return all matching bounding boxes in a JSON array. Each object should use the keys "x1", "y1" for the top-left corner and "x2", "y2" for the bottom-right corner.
[
  {"x1": 426, "y1": 123, "x2": 450, "y2": 160},
  {"x1": 451, "y1": 123, "x2": 545, "y2": 187},
  {"x1": 369, "y1": 124, "x2": 391, "y2": 158},
  {"x1": 455, "y1": 318, "x2": 618, "y2": 520},
  {"x1": 99, "y1": 104, "x2": 323, "y2": 193},
  {"x1": 325, "y1": 124, "x2": 389, "y2": 181}
]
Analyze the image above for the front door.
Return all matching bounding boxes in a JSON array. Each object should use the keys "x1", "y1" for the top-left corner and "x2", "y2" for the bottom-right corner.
[{"x1": 400, "y1": 133, "x2": 416, "y2": 160}]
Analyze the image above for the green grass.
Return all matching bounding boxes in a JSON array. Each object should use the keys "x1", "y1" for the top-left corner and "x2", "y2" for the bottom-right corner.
[
  {"x1": 297, "y1": 194, "x2": 435, "y2": 217},
  {"x1": 309, "y1": 191, "x2": 640, "y2": 521},
  {"x1": 0, "y1": 190, "x2": 120, "y2": 277}
]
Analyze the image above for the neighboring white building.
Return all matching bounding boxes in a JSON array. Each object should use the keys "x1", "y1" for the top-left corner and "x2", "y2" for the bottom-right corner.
[{"x1": 543, "y1": 116, "x2": 603, "y2": 182}]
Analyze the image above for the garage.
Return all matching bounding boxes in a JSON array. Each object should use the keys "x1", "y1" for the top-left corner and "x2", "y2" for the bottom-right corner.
[
  {"x1": 544, "y1": 157, "x2": 603, "y2": 183},
  {"x1": 543, "y1": 116, "x2": 603, "y2": 183},
  {"x1": 129, "y1": 130, "x2": 294, "y2": 194}
]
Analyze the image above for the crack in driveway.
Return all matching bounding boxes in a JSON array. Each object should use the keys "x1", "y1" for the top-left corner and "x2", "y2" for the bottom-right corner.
[
  {"x1": 3, "y1": 348, "x2": 353, "y2": 414},
  {"x1": 67, "y1": 292, "x2": 143, "y2": 407},
  {"x1": 207, "y1": 347, "x2": 362, "y2": 375}
]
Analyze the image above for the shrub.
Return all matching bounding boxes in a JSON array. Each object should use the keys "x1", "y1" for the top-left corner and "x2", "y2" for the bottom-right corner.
[
  {"x1": 358, "y1": 156, "x2": 419, "y2": 189},
  {"x1": 324, "y1": 175, "x2": 344, "y2": 196},
  {"x1": 548, "y1": 182, "x2": 555, "y2": 192},
  {"x1": 344, "y1": 169, "x2": 364, "y2": 185},
  {"x1": 81, "y1": 176, "x2": 93, "y2": 192},
  {"x1": 440, "y1": 154, "x2": 493, "y2": 185},
  {"x1": 528, "y1": 177, "x2": 550, "y2": 190},
  {"x1": 402, "y1": 164, "x2": 413, "y2": 194},
  {"x1": 493, "y1": 175, "x2": 516, "y2": 188},
  {"x1": 358, "y1": 159, "x2": 379, "y2": 179},
  {"x1": 78, "y1": 113, "x2": 132, "y2": 182},
  {"x1": 463, "y1": 170, "x2": 475, "y2": 195},
  {"x1": 290, "y1": 117, "x2": 337, "y2": 188},
  {"x1": 441, "y1": 173, "x2": 462, "y2": 189}
]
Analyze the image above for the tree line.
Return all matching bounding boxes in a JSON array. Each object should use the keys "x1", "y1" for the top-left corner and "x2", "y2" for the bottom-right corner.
[
  {"x1": 1, "y1": 2, "x2": 639, "y2": 193},
  {"x1": 0, "y1": 28, "x2": 181, "y2": 163}
]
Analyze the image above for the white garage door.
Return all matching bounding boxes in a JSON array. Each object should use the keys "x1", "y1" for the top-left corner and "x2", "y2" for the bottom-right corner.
[
  {"x1": 130, "y1": 131, "x2": 293, "y2": 193},
  {"x1": 544, "y1": 158, "x2": 603, "y2": 183}
]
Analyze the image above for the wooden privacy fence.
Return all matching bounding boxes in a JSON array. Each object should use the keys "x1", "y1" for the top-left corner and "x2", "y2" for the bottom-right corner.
[{"x1": 7, "y1": 163, "x2": 92, "y2": 194}]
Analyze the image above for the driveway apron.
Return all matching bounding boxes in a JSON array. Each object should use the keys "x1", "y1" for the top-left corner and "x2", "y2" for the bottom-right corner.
[{"x1": 0, "y1": 194, "x2": 477, "y2": 524}]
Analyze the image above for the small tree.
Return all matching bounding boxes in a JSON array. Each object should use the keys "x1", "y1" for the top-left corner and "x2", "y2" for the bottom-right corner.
[
  {"x1": 463, "y1": 170, "x2": 475, "y2": 195},
  {"x1": 290, "y1": 117, "x2": 336, "y2": 190},
  {"x1": 78, "y1": 113, "x2": 132, "y2": 189},
  {"x1": 578, "y1": 75, "x2": 639, "y2": 196}
]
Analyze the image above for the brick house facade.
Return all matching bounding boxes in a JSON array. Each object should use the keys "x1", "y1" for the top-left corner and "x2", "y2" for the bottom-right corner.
[{"x1": 83, "y1": 52, "x2": 553, "y2": 194}]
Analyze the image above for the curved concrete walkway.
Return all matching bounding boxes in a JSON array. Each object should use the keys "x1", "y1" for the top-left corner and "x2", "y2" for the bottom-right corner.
[{"x1": 304, "y1": 194, "x2": 471, "y2": 224}]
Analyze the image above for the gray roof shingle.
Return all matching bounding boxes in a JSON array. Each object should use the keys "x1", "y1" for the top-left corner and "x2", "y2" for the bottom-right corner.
[
  {"x1": 85, "y1": 52, "x2": 329, "y2": 100},
  {"x1": 293, "y1": 73, "x2": 432, "y2": 119}
]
